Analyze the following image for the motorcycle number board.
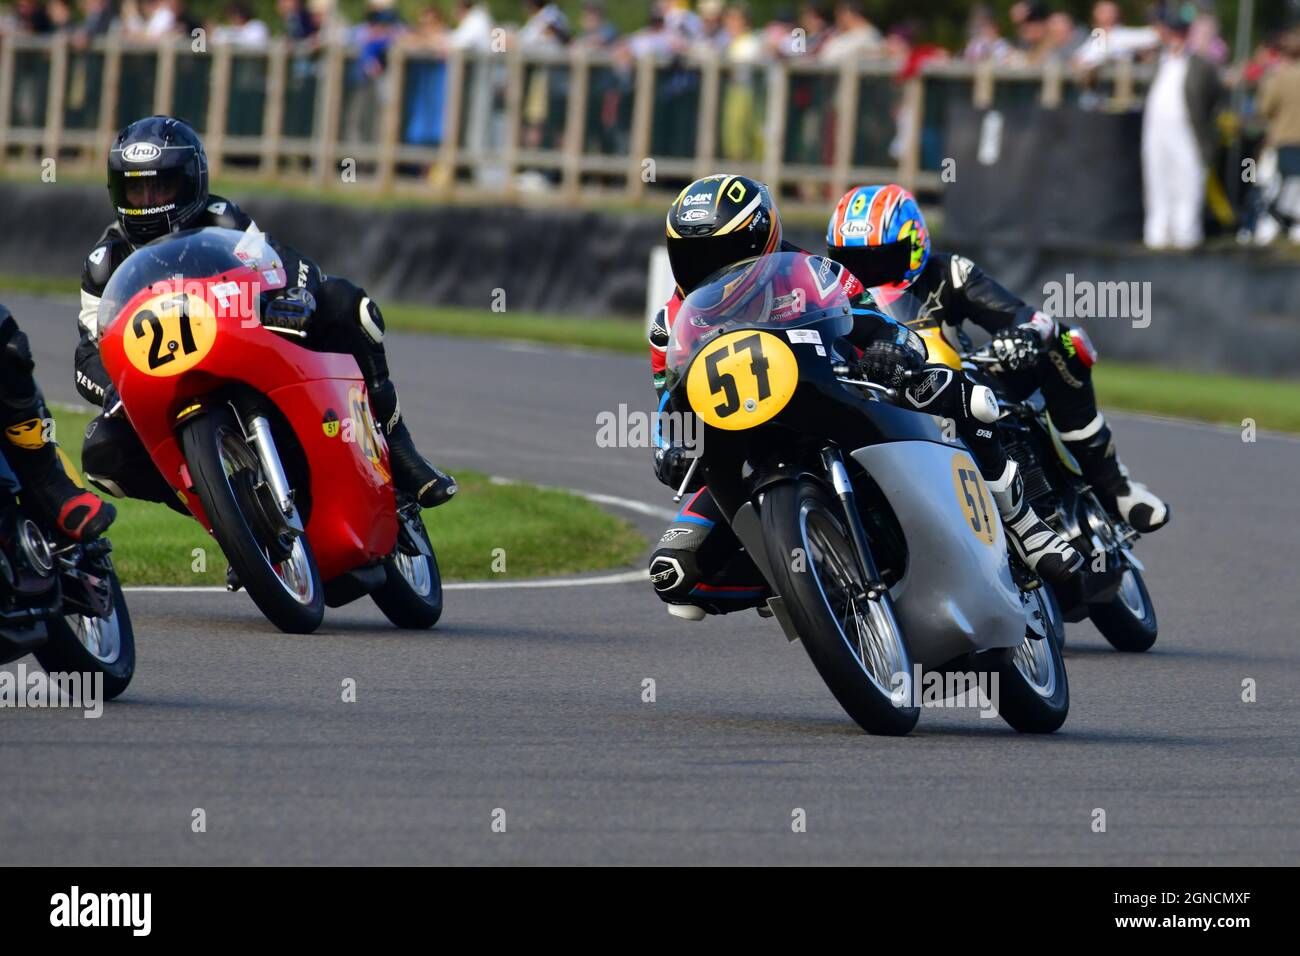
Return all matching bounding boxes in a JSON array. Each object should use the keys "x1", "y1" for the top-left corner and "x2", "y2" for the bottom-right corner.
[
  {"x1": 686, "y1": 330, "x2": 798, "y2": 430},
  {"x1": 123, "y1": 290, "x2": 218, "y2": 377},
  {"x1": 951, "y1": 452, "x2": 998, "y2": 546}
]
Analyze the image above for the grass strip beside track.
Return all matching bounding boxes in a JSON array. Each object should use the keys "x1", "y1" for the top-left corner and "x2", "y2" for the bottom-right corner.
[{"x1": 51, "y1": 407, "x2": 644, "y2": 586}]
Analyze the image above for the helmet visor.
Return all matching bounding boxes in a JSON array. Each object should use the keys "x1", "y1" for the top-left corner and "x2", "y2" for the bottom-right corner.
[
  {"x1": 109, "y1": 166, "x2": 191, "y2": 219},
  {"x1": 668, "y1": 223, "x2": 776, "y2": 296},
  {"x1": 827, "y1": 240, "x2": 914, "y2": 290}
]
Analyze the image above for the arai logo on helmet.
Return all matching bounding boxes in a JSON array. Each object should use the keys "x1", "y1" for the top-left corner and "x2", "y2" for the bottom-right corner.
[
  {"x1": 121, "y1": 142, "x2": 162, "y2": 164},
  {"x1": 839, "y1": 219, "x2": 871, "y2": 238}
]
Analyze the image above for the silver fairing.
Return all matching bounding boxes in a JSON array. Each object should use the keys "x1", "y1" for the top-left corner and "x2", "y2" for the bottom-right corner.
[{"x1": 851, "y1": 441, "x2": 1024, "y2": 669}]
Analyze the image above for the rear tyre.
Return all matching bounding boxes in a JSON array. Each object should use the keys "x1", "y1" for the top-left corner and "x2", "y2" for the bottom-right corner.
[
  {"x1": 372, "y1": 516, "x2": 443, "y2": 629},
  {"x1": 1090, "y1": 565, "x2": 1158, "y2": 652},
  {"x1": 34, "y1": 572, "x2": 135, "y2": 700},
  {"x1": 991, "y1": 587, "x2": 1069, "y2": 733},
  {"x1": 180, "y1": 406, "x2": 324, "y2": 634},
  {"x1": 762, "y1": 479, "x2": 918, "y2": 736}
]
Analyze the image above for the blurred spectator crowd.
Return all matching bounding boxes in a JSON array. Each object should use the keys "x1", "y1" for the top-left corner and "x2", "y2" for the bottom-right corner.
[
  {"x1": 1, "y1": 0, "x2": 1297, "y2": 246},
  {"x1": 0, "y1": 1, "x2": 1276, "y2": 70}
]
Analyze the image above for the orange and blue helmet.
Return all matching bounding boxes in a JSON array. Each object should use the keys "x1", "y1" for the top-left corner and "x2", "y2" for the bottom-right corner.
[{"x1": 825, "y1": 184, "x2": 930, "y2": 292}]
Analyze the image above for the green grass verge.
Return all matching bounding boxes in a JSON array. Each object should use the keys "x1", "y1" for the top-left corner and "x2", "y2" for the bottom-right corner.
[
  {"x1": 52, "y1": 407, "x2": 644, "y2": 586},
  {"x1": 8, "y1": 276, "x2": 1297, "y2": 434},
  {"x1": 1092, "y1": 362, "x2": 1300, "y2": 434}
]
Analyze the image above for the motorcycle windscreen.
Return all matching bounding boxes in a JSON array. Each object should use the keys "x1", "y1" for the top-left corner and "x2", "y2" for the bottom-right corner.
[
  {"x1": 97, "y1": 225, "x2": 287, "y2": 338},
  {"x1": 664, "y1": 251, "x2": 853, "y2": 387}
]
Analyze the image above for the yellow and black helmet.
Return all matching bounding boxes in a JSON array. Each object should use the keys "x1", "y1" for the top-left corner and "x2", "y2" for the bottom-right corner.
[{"x1": 666, "y1": 174, "x2": 782, "y2": 295}]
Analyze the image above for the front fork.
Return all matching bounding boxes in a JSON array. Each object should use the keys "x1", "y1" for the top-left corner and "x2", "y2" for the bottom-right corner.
[
  {"x1": 244, "y1": 413, "x2": 305, "y2": 536},
  {"x1": 819, "y1": 446, "x2": 887, "y2": 602}
]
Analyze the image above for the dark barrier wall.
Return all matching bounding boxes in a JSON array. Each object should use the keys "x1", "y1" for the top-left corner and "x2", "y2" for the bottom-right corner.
[
  {"x1": 0, "y1": 182, "x2": 662, "y2": 318},
  {"x1": 940, "y1": 238, "x2": 1300, "y2": 380},
  {"x1": 941, "y1": 104, "x2": 1145, "y2": 246},
  {"x1": 2, "y1": 182, "x2": 1296, "y2": 378}
]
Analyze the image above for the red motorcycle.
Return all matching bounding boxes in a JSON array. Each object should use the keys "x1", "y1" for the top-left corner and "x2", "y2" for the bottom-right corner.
[{"x1": 96, "y1": 226, "x2": 442, "y2": 633}]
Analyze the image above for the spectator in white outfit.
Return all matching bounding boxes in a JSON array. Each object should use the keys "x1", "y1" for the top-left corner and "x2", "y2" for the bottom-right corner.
[{"x1": 1141, "y1": 11, "x2": 1222, "y2": 250}]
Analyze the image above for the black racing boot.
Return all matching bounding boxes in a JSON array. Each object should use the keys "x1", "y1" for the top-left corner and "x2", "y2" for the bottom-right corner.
[
  {"x1": 1061, "y1": 416, "x2": 1169, "y2": 533},
  {"x1": 987, "y1": 461, "x2": 1082, "y2": 586},
  {"x1": 3, "y1": 398, "x2": 116, "y2": 541},
  {"x1": 367, "y1": 379, "x2": 457, "y2": 508}
]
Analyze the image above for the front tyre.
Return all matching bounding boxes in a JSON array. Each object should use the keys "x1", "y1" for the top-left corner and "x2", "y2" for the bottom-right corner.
[
  {"x1": 372, "y1": 515, "x2": 443, "y2": 629},
  {"x1": 180, "y1": 406, "x2": 324, "y2": 634},
  {"x1": 34, "y1": 572, "x2": 135, "y2": 700},
  {"x1": 762, "y1": 479, "x2": 918, "y2": 736},
  {"x1": 1089, "y1": 564, "x2": 1158, "y2": 652},
  {"x1": 991, "y1": 587, "x2": 1069, "y2": 733}
]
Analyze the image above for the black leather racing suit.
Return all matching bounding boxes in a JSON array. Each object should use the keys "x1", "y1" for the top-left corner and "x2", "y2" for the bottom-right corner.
[{"x1": 891, "y1": 252, "x2": 1105, "y2": 451}]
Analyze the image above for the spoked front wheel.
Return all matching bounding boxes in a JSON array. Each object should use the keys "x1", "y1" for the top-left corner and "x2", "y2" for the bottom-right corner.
[
  {"x1": 763, "y1": 479, "x2": 918, "y2": 736},
  {"x1": 180, "y1": 406, "x2": 324, "y2": 634}
]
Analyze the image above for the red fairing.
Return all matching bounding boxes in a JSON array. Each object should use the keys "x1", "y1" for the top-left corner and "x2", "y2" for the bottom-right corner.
[{"x1": 99, "y1": 269, "x2": 398, "y2": 582}]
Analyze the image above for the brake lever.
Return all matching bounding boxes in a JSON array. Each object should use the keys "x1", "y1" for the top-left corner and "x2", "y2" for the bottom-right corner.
[{"x1": 835, "y1": 377, "x2": 897, "y2": 399}]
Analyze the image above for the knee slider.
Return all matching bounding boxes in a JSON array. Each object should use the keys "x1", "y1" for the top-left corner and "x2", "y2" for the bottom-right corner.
[{"x1": 649, "y1": 551, "x2": 701, "y2": 600}]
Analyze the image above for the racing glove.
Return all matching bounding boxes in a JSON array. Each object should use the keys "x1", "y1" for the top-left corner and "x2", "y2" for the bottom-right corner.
[
  {"x1": 989, "y1": 325, "x2": 1041, "y2": 372},
  {"x1": 654, "y1": 445, "x2": 701, "y2": 492},
  {"x1": 261, "y1": 287, "x2": 317, "y2": 338},
  {"x1": 858, "y1": 339, "x2": 924, "y2": 388}
]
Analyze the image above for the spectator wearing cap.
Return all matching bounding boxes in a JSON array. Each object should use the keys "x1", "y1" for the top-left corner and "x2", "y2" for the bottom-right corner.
[
  {"x1": 1008, "y1": 1, "x2": 1053, "y2": 66},
  {"x1": 277, "y1": 0, "x2": 317, "y2": 41},
  {"x1": 1142, "y1": 7, "x2": 1223, "y2": 249}
]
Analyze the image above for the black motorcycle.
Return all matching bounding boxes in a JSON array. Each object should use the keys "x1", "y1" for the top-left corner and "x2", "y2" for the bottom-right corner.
[
  {"x1": 867, "y1": 282, "x2": 1157, "y2": 654},
  {"x1": 664, "y1": 252, "x2": 1069, "y2": 736},
  {"x1": 965, "y1": 345, "x2": 1158, "y2": 652},
  {"x1": 0, "y1": 452, "x2": 135, "y2": 698}
]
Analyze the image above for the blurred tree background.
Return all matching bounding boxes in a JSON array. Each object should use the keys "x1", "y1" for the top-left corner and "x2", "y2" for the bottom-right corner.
[{"x1": 196, "y1": 0, "x2": 1296, "y2": 52}]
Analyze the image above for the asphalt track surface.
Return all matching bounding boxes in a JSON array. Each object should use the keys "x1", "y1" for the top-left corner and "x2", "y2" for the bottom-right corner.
[{"x1": 2, "y1": 292, "x2": 1298, "y2": 865}]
